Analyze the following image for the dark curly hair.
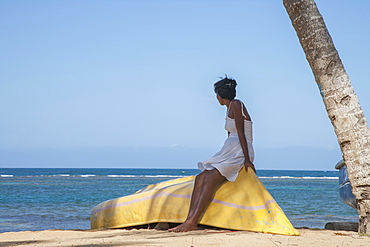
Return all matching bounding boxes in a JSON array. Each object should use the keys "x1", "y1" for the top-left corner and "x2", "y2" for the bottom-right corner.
[{"x1": 214, "y1": 76, "x2": 237, "y2": 101}]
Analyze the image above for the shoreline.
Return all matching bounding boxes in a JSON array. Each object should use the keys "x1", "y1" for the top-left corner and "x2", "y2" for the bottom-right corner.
[{"x1": 1, "y1": 228, "x2": 369, "y2": 247}]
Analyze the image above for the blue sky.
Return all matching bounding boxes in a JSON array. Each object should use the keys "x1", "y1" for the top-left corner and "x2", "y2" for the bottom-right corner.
[{"x1": 1, "y1": 0, "x2": 369, "y2": 170}]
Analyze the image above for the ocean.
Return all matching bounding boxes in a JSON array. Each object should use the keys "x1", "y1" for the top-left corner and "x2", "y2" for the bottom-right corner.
[{"x1": 0, "y1": 168, "x2": 358, "y2": 233}]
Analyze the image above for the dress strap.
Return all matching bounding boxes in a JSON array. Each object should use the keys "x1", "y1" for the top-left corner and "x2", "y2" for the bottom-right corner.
[{"x1": 239, "y1": 101, "x2": 247, "y2": 118}]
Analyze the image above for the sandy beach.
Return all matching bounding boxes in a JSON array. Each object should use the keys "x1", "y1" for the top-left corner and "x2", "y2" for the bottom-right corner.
[{"x1": 0, "y1": 228, "x2": 369, "y2": 247}]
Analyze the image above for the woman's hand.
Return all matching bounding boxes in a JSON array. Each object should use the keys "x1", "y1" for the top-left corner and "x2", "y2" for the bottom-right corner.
[{"x1": 244, "y1": 160, "x2": 256, "y2": 174}]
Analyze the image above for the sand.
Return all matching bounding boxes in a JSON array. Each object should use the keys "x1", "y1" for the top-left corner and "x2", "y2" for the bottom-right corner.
[{"x1": 0, "y1": 228, "x2": 369, "y2": 247}]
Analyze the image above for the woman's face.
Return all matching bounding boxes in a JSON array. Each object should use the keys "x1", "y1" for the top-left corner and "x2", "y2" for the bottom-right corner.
[{"x1": 216, "y1": 94, "x2": 225, "y2": 105}]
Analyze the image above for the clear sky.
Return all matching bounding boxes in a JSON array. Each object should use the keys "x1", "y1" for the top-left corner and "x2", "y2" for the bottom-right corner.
[{"x1": 1, "y1": 0, "x2": 369, "y2": 170}]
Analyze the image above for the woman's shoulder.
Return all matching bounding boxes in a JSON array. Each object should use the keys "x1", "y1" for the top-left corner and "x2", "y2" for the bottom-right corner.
[
  {"x1": 231, "y1": 99, "x2": 244, "y2": 108},
  {"x1": 232, "y1": 98, "x2": 244, "y2": 103},
  {"x1": 231, "y1": 99, "x2": 251, "y2": 120}
]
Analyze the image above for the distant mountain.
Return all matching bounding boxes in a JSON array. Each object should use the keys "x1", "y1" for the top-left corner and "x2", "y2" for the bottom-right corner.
[{"x1": 0, "y1": 146, "x2": 341, "y2": 170}]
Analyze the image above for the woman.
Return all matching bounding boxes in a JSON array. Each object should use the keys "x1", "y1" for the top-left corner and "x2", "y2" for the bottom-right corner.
[{"x1": 169, "y1": 76, "x2": 255, "y2": 232}]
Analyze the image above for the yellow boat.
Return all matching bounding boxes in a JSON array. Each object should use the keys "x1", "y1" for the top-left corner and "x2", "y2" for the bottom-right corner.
[{"x1": 90, "y1": 168, "x2": 299, "y2": 236}]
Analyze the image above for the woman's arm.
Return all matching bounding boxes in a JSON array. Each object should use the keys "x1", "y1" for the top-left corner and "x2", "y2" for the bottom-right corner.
[{"x1": 231, "y1": 100, "x2": 256, "y2": 173}]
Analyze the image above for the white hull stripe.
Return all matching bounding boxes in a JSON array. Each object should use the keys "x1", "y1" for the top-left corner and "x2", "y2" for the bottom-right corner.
[{"x1": 91, "y1": 192, "x2": 276, "y2": 215}]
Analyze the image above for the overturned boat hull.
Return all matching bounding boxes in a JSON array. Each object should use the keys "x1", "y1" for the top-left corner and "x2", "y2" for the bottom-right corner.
[
  {"x1": 90, "y1": 168, "x2": 299, "y2": 236},
  {"x1": 335, "y1": 160, "x2": 357, "y2": 210}
]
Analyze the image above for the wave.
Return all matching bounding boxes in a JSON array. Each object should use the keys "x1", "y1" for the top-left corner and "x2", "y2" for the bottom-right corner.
[
  {"x1": 48, "y1": 174, "x2": 96, "y2": 177},
  {"x1": 0, "y1": 174, "x2": 13, "y2": 177},
  {"x1": 107, "y1": 175, "x2": 186, "y2": 178},
  {"x1": 259, "y1": 176, "x2": 337, "y2": 180},
  {"x1": 1, "y1": 174, "x2": 337, "y2": 180},
  {"x1": 1, "y1": 174, "x2": 186, "y2": 178},
  {"x1": 2, "y1": 174, "x2": 97, "y2": 178}
]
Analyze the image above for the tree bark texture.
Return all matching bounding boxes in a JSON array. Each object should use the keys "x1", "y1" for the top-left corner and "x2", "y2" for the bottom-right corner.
[{"x1": 283, "y1": 0, "x2": 370, "y2": 233}]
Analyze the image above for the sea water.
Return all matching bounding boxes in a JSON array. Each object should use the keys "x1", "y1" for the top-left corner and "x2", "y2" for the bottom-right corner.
[{"x1": 0, "y1": 168, "x2": 358, "y2": 233}]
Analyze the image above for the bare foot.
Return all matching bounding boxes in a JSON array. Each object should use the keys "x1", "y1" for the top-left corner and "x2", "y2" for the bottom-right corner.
[
  {"x1": 168, "y1": 222, "x2": 198, "y2": 232},
  {"x1": 154, "y1": 222, "x2": 169, "y2": 230}
]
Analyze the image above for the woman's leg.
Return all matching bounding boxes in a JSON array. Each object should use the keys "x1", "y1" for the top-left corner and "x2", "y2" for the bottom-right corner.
[
  {"x1": 169, "y1": 169, "x2": 226, "y2": 232},
  {"x1": 185, "y1": 170, "x2": 209, "y2": 221}
]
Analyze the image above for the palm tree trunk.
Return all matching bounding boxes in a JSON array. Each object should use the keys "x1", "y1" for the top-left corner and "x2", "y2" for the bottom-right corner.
[{"x1": 283, "y1": 0, "x2": 370, "y2": 233}]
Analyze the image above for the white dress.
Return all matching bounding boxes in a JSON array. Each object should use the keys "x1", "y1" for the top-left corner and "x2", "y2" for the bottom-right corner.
[{"x1": 197, "y1": 100, "x2": 254, "y2": 182}]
